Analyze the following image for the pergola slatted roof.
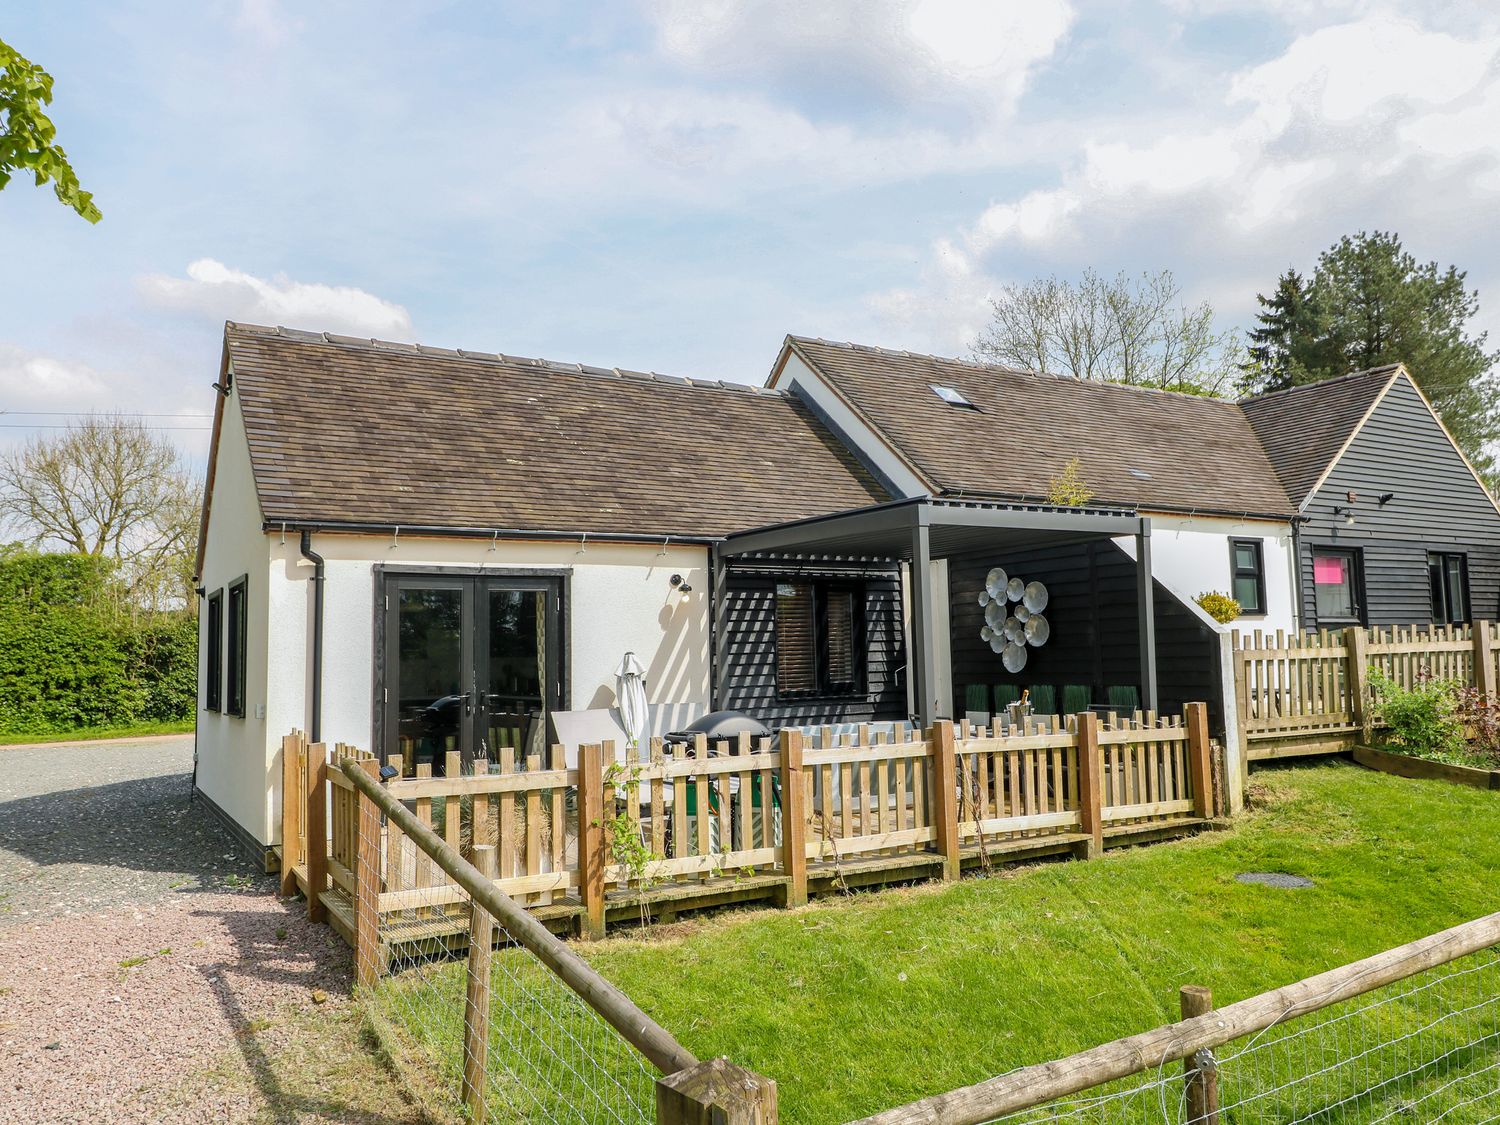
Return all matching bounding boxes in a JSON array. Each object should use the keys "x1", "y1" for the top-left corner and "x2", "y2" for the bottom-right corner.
[{"x1": 719, "y1": 496, "x2": 1150, "y2": 560}]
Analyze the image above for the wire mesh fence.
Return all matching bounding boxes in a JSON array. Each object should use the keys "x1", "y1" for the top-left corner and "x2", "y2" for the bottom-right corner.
[
  {"x1": 979, "y1": 947, "x2": 1500, "y2": 1125},
  {"x1": 351, "y1": 781, "x2": 665, "y2": 1125}
]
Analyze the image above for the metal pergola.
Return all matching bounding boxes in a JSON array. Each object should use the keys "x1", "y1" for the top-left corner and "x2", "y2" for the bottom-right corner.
[{"x1": 714, "y1": 496, "x2": 1158, "y2": 728}]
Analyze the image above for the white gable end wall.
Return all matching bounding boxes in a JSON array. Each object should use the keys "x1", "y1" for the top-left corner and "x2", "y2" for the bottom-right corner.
[
  {"x1": 773, "y1": 352, "x2": 929, "y2": 499},
  {"x1": 195, "y1": 386, "x2": 274, "y2": 846},
  {"x1": 1114, "y1": 515, "x2": 1298, "y2": 636}
]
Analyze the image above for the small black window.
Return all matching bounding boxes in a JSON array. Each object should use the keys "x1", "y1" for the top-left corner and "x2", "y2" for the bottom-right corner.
[
  {"x1": 1312, "y1": 549, "x2": 1362, "y2": 623},
  {"x1": 774, "y1": 581, "x2": 863, "y2": 698},
  {"x1": 205, "y1": 590, "x2": 223, "y2": 712},
  {"x1": 226, "y1": 575, "x2": 248, "y2": 718},
  {"x1": 1229, "y1": 539, "x2": 1266, "y2": 616},
  {"x1": 1429, "y1": 553, "x2": 1468, "y2": 625}
]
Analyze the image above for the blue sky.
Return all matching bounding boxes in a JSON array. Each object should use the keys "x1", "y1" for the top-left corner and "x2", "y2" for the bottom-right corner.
[{"x1": 4, "y1": 1, "x2": 1500, "y2": 463}]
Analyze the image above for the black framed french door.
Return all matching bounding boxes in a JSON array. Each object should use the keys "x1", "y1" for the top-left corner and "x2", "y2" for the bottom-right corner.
[{"x1": 380, "y1": 573, "x2": 563, "y2": 773}]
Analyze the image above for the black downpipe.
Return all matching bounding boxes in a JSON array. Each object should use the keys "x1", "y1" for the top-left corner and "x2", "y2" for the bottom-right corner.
[{"x1": 299, "y1": 530, "x2": 325, "y2": 742}]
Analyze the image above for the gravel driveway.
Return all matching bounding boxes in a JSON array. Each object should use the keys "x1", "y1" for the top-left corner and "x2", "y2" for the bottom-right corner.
[{"x1": 0, "y1": 736, "x2": 422, "y2": 1123}]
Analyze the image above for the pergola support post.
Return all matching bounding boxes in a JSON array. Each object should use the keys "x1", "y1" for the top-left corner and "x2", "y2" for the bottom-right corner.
[
  {"x1": 1136, "y1": 521, "x2": 1159, "y2": 712},
  {"x1": 909, "y1": 514, "x2": 940, "y2": 730}
]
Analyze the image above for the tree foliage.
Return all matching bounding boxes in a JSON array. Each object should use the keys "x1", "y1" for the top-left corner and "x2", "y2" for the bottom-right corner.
[
  {"x1": 974, "y1": 268, "x2": 1239, "y2": 395},
  {"x1": 1243, "y1": 232, "x2": 1499, "y2": 476},
  {"x1": 0, "y1": 36, "x2": 100, "y2": 222},
  {"x1": 0, "y1": 548, "x2": 195, "y2": 735},
  {"x1": 0, "y1": 416, "x2": 201, "y2": 611}
]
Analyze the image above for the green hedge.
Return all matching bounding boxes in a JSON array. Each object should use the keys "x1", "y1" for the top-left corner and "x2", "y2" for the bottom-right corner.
[{"x1": 0, "y1": 550, "x2": 197, "y2": 735}]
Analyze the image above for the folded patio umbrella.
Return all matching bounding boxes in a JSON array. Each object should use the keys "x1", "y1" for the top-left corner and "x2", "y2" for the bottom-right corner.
[{"x1": 615, "y1": 652, "x2": 649, "y2": 751}]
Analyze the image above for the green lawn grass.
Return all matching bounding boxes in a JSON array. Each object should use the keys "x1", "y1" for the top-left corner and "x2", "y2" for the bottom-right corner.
[
  {"x1": 0, "y1": 718, "x2": 195, "y2": 746},
  {"x1": 379, "y1": 762, "x2": 1500, "y2": 1123}
]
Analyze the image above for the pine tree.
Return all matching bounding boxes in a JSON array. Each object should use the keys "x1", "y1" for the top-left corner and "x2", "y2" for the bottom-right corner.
[
  {"x1": 1244, "y1": 232, "x2": 1499, "y2": 481},
  {"x1": 1241, "y1": 269, "x2": 1331, "y2": 393}
]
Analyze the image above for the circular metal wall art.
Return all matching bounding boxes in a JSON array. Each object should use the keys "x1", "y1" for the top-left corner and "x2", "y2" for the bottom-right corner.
[
  {"x1": 985, "y1": 568, "x2": 1008, "y2": 598},
  {"x1": 977, "y1": 567, "x2": 1054, "y2": 659},
  {"x1": 1024, "y1": 614, "x2": 1050, "y2": 646},
  {"x1": 1023, "y1": 581, "x2": 1049, "y2": 613}
]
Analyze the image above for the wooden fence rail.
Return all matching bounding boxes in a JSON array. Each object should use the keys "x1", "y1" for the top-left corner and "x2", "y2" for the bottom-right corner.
[
  {"x1": 847, "y1": 909, "x2": 1500, "y2": 1125},
  {"x1": 1232, "y1": 620, "x2": 1499, "y2": 761},
  {"x1": 282, "y1": 704, "x2": 1224, "y2": 960}
]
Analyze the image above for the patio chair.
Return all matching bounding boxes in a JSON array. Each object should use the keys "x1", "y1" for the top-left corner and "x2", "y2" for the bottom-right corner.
[
  {"x1": 1061, "y1": 684, "x2": 1093, "y2": 715},
  {"x1": 964, "y1": 684, "x2": 991, "y2": 714},
  {"x1": 1106, "y1": 685, "x2": 1140, "y2": 713},
  {"x1": 1028, "y1": 684, "x2": 1056, "y2": 717}
]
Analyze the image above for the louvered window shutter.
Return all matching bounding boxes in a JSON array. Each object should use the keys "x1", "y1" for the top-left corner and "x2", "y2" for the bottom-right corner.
[{"x1": 775, "y1": 583, "x2": 817, "y2": 694}]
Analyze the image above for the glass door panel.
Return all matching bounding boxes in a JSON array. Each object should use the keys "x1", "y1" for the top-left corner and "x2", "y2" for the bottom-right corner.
[
  {"x1": 482, "y1": 588, "x2": 546, "y2": 758},
  {"x1": 391, "y1": 582, "x2": 469, "y2": 774},
  {"x1": 383, "y1": 575, "x2": 561, "y2": 772}
]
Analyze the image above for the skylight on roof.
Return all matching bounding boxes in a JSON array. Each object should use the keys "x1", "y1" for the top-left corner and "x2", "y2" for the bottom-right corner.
[{"x1": 930, "y1": 383, "x2": 976, "y2": 408}]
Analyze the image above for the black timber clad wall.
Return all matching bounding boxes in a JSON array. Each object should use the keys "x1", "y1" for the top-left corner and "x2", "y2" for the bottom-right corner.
[
  {"x1": 947, "y1": 541, "x2": 1224, "y2": 730},
  {"x1": 1298, "y1": 375, "x2": 1500, "y2": 628},
  {"x1": 720, "y1": 564, "x2": 907, "y2": 726}
]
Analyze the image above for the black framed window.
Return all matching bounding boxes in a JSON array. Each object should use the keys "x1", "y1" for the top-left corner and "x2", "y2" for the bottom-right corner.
[
  {"x1": 1429, "y1": 552, "x2": 1469, "y2": 625},
  {"x1": 1312, "y1": 548, "x2": 1362, "y2": 623},
  {"x1": 226, "y1": 575, "x2": 248, "y2": 718},
  {"x1": 774, "y1": 580, "x2": 863, "y2": 698},
  {"x1": 1229, "y1": 539, "x2": 1266, "y2": 616},
  {"x1": 205, "y1": 589, "x2": 223, "y2": 712}
]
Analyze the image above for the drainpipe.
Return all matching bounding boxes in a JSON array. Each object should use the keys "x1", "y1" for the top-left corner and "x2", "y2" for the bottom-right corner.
[
  {"x1": 1290, "y1": 516, "x2": 1307, "y2": 634},
  {"x1": 299, "y1": 530, "x2": 325, "y2": 742}
]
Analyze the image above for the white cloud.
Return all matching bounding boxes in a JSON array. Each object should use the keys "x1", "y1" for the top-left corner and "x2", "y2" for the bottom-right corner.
[
  {"x1": 137, "y1": 259, "x2": 414, "y2": 339},
  {"x1": 868, "y1": 11, "x2": 1500, "y2": 352},
  {"x1": 0, "y1": 344, "x2": 112, "y2": 412},
  {"x1": 646, "y1": 0, "x2": 1074, "y2": 116}
]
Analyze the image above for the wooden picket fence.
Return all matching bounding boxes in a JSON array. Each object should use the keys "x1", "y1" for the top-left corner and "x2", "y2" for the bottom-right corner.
[
  {"x1": 1232, "y1": 620, "x2": 1500, "y2": 761},
  {"x1": 280, "y1": 706, "x2": 1220, "y2": 965}
]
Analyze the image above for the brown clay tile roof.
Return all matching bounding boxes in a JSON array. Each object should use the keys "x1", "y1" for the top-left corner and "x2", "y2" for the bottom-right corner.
[
  {"x1": 222, "y1": 323, "x2": 887, "y2": 538},
  {"x1": 1239, "y1": 366, "x2": 1401, "y2": 508},
  {"x1": 785, "y1": 337, "x2": 1297, "y2": 519}
]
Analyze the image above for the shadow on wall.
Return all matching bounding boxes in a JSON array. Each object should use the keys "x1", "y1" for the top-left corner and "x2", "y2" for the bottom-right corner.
[{"x1": 582, "y1": 578, "x2": 708, "y2": 711}]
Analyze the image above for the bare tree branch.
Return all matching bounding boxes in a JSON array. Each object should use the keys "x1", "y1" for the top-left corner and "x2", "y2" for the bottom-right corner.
[
  {"x1": 0, "y1": 415, "x2": 201, "y2": 611},
  {"x1": 973, "y1": 268, "x2": 1241, "y2": 395}
]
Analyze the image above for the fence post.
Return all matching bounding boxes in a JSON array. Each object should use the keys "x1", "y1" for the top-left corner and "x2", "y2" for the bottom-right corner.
[
  {"x1": 1347, "y1": 626, "x2": 1371, "y2": 743},
  {"x1": 930, "y1": 720, "x2": 960, "y2": 881},
  {"x1": 657, "y1": 1057, "x2": 778, "y2": 1124},
  {"x1": 1185, "y1": 703, "x2": 1215, "y2": 819},
  {"x1": 462, "y1": 844, "x2": 497, "y2": 1125},
  {"x1": 1180, "y1": 985, "x2": 1221, "y2": 1124},
  {"x1": 306, "y1": 742, "x2": 328, "y2": 923},
  {"x1": 279, "y1": 732, "x2": 304, "y2": 896},
  {"x1": 1076, "y1": 712, "x2": 1103, "y2": 859},
  {"x1": 777, "y1": 729, "x2": 808, "y2": 908},
  {"x1": 578, "y1": 742, "x2": 607, "y2": 940},
  {"x1": 1474, "y1": 621, "x2": 1497, "y2": 700},
  {"x1": 354, "y1": 757, "x2": 382, "y2": 989}
]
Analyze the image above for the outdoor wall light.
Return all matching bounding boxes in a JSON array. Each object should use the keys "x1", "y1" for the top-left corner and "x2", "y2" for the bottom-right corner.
[
  {"x1": 1332, "y1": 505, "x2": 1356, "y2": 526},
  {"x1": 1378, "y1": 492, "x2": 1396, "y2": 506},
  {"x1": 670, "y1": 573, "x2": 694, "y2": 593}
]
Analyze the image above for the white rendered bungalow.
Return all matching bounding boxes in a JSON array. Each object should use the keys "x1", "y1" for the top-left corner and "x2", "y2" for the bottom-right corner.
[{"x1": 194, "y1": 324, "x2": 1500, "y2": 859}]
